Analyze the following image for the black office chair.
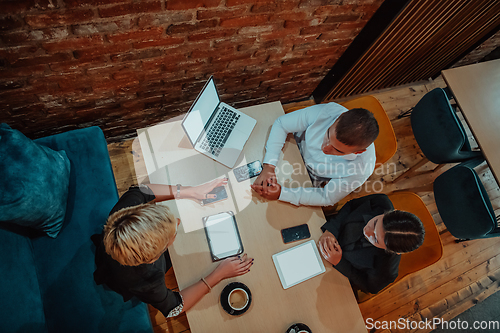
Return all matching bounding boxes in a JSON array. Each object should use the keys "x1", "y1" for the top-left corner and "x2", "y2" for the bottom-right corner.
[
  {"x1": 433, "y1": 157, "x2": 499, "y2": 241},
  {"x1": 393, "y1": 88, "x2": 483, "y2": 183}
]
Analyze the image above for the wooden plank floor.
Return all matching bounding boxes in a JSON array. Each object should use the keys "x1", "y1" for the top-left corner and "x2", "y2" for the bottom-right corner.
[{"x1": 107, "y1": 77, "x2": 500, "y2": 333}]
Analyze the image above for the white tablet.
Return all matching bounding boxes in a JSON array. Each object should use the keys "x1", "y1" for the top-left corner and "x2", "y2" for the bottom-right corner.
[
  {"x1": 272, "y1": 240, "x2": 326, "y2": 289},
  {"x1": 203, "y1": 211, "x2": 243, "y2": 261}
]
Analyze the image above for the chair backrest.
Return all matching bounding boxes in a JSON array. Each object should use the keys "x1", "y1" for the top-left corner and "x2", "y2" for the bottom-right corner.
[
  {"x1": 433, "y1": 159, "x2": 496, "y2": 239},
  {"x1": 411, "y1": 88, "x2": 478, "y2": 164},
  {"x1": 387, "y1": 191, "x2": 443, "y2": 282},
  {"x1": 340, "y1": 96, "x2": 397, "y2": 167}
]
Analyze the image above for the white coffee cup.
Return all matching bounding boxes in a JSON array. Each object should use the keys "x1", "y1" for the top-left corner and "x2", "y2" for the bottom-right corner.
[{"x1": 228, "y1": 287, "x2": 249, "y2": 310}]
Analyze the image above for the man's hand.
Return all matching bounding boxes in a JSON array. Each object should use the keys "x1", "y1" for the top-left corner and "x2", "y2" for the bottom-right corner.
[
  {"x1": 253, "y1": 163, "x2": 276, "y2": 187},
  {"x1": 251, "y1": 178, "x2": 281, "y2": 201},
  {"x1": 318, "y1": 230, "x2": 342, "y2": 266}
]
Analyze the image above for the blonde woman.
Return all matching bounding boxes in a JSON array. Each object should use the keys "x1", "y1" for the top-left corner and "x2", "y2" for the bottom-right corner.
[{"x1": 93, "y1": 179, "x2": 253, "y2": 318}]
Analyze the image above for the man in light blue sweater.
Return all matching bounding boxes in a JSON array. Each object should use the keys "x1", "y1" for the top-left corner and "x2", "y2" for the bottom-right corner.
[{"x1": 251, "y1": 103, "x2": 378, "y2": 207}]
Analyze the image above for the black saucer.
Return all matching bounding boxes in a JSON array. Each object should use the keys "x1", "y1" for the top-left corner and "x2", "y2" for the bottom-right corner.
[
  {"x1": 220, "y1": 282, "x2": 252, "y2": 316},
  {"x1": 286, "y1": 323, "x2": 312, "y2": 333}
]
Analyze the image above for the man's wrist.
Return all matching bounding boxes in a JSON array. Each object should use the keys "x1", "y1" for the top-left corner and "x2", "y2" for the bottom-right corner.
[
  {"x1": 276, "y1": 184, "x2": 282, "y2": 199},
  {"x1": 263, "y1": 163, "x2": 276, "y2": 171}
]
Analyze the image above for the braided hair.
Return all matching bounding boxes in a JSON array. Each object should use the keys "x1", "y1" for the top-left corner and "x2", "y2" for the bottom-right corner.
[{"x1": 382, "y1": 210, "x2": 425, "y2": 254}]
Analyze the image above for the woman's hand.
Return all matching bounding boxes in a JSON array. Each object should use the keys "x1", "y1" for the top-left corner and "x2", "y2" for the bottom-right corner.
[
  {"x1": 179, "y1": 254, "x2": 254, "y2": 313},
  {"x1": 213, "y1": 254, "x2": 254, "y2": 281},
  {"x1": 183, "y1": 177, "x2": 228, "y2": 201},
  {"x1": 318, "y1": 230, "x2": 342, "y2": 266}
]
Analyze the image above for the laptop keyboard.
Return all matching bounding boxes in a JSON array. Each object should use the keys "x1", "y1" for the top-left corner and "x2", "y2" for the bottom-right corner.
[{"x1": 200, "y1": 106, "x2": 240, "y2": 157}]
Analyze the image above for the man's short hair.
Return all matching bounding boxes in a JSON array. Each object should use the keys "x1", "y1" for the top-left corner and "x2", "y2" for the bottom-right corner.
[
  {"x1": 103, "y1": 204, "x2": 176, "y2": 266},
  {"x1": 335, "y1": 108, "x2": 379, "y2": 148},
  {"x1": 383, "y1": 210, "x2": 425, "y2": 254}
]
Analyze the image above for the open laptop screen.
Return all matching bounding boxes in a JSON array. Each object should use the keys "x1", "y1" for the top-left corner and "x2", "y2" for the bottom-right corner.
[{"x1": 182, "y1": 77, "x2": 220, "y2": 146}]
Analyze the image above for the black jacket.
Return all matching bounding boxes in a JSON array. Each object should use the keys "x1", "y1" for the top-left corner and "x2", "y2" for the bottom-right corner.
[
  {"x1": 321, "y1": 194, "x2": 400, "y2": 294},
  {"x1": 92, "y1": 186, "x2": 182, "y2": 318}
]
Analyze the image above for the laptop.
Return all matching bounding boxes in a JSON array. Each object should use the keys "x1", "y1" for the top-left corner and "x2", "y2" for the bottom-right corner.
[{"x1": 181, "y1": 76, "x2": 257, "y2": 168}]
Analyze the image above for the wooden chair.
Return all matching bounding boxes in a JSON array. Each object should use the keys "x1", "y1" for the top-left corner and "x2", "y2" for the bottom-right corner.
[
  {"x1": 356, "y1": 191, "x2": 444, "y2": 303},
  {"x1": 336, "y1": 96, "x2": 398, "y2": 213}
]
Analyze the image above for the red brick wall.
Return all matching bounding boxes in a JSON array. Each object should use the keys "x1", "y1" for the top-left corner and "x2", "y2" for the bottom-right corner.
[{"x1": 0, "y1": 0, "x2": 383, "y2": 141}]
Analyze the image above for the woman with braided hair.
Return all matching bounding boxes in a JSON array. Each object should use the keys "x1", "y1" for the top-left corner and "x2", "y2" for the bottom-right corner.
[{"x1": 317, "y1": 194, "x2": 425, "y2": 294}]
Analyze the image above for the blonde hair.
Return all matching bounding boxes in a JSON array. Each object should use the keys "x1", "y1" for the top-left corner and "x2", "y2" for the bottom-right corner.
[{"x1": 103, "y1": 203, "x2": 176, "y2": 266}]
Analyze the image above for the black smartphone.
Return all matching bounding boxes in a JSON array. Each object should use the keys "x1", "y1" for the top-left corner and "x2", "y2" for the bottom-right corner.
[
  {"x1": 201, "y1": 186, "x2": 228, "y2": 206},
  {"x1": 281, "y1": 224, "x2": 311, "y2": 244},
  {"x1": 233, "y1": 160, "x2": 263, "y2": 182}
]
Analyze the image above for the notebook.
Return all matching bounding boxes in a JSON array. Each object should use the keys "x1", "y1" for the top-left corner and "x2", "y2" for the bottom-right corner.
[
  {"x1": 181, "y1": 76, "x2": 257, "y2": 168},
  {"x1": 272, "y1": 240, "x2": 326, "y2": 289}
]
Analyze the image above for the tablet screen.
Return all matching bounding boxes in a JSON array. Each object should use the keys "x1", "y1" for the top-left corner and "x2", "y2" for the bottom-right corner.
[
  {"x1": 272, "y1": 240, "x2": 326, "y2": 289},
  {"x1": 204, "y1": 212, "x2": 243, "y2": 261}
]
